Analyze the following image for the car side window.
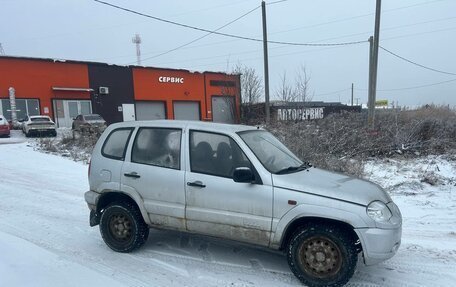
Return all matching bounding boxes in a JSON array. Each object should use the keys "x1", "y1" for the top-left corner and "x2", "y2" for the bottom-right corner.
[
  {"x1": 101, "y1": 128, "x2": 133, "y2": 160},
  {"x1": 190, "y1": 131, "x2": 252, "y2": 178},
  {"x1": 131, "y1": 128, "x2": 181, "y2": 170}
]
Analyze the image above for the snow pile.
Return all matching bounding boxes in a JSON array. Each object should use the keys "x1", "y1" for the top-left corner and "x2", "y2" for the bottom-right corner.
[{"x1": 365, "y1": 155, "x2": 456, "y2": 195}]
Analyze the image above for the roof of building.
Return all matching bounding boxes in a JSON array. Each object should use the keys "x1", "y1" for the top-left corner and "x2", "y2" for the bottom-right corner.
[{"x1": 0, "y1": 55, "x2": 240, "y2": 76}]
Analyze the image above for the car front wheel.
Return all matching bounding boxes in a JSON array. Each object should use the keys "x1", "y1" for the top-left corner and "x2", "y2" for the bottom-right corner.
[
  {"x1": 287, "y1": 223, "x2": 358, "y2": 287},
  {"x1": 99, "y1": 201, "x2": 149, "y2": 253}
]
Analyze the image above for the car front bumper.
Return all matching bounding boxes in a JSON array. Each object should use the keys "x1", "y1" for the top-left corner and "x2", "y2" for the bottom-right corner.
[
  {"x1": 355, "y1": 225, "x2": 402, "y2": 265},
  {"x1": 28, "y1": 127, "x2": 56, "y2": 134}
]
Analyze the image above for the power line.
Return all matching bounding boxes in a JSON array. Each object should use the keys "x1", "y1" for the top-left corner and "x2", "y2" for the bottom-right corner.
[
  {"x1": 267, "y1": 0, "x2": 447, "y2": 36},
  {"x1": 94, "y1": 0, "x2": 367, "y2": 47},
  {"x1": 266, "y1": 0, "x2": 289, "y2": 5},
  {"x1": 314, "y1": 88, "x2": 351, "y2": 97},
  {"x1": 165, "y1": 0, "x2": 254, "y2": 18},
  {"x1": 92, "y1": 15, "x2": 456, "y2": 63},
  {"x1": 306, "y1": 16, "x2": 456, "y2": 43},
  {"x1": 356, "y1": 78, "x2": 456, "y2": 92},
  {"x1": 378, "y1": 78, "x2": 456, "y2": 91},
  {"x1": 381, "y1": 26, "x2": 456, "y2": 41},
  {"x1": 380, "y1": 46, "x2": 456, "y2": 76},
  {"x1": 133, "y1": 5, "x2": 261, "y2": 65}
]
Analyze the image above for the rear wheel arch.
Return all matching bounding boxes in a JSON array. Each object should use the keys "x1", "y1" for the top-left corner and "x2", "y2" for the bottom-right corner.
[{"x1": 96, "y1": 191, "x2": 150, "y2": 225}]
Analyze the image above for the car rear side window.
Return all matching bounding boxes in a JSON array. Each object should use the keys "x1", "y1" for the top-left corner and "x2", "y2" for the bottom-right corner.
[
  {"x1": 102, "y1": 128, "x2": 133, "y2": 160},
  {"x1": 131, "y1": 128, "x2": 181, "y2": 170},
  {"x1": 31, "y1": 117, "x2": 50, "y2": 122}
]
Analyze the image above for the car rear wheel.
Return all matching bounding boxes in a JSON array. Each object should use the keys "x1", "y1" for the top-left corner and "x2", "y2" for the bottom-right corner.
[
  {"x1": 287, "y1": 223, "x2": 358, "y2": 287},
  {"x1": 99, "y1": 201, "x2": 149, "y2": 252}
]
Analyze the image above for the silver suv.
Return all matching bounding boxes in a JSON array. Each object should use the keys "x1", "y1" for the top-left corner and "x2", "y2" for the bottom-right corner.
[{"x1": 85, "y1": 120, "x2": 402, "y2": 287}]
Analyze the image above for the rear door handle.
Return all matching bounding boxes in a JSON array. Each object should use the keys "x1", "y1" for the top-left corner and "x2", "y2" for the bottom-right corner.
[
  {"x1": 187, "y1": 181, "x2": 206, "y2": 188},
  {"x1": 124, "y1": 172, "x2": 140, "y2": 178}
]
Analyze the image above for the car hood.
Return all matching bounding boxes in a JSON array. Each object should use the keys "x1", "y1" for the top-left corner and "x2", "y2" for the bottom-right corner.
[{"x1": 272, "y1": 167, "x2": 391, "y2": 206}]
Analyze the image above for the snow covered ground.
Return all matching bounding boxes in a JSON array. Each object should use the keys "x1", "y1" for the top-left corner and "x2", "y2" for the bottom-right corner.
[{"x1": 1, "y1": 131, "x2": 455, "y2": 286}]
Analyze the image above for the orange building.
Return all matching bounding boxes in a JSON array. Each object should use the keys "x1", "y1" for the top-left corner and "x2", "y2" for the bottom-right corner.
[{"x1": 0, "y1": 56, "x2": 240, "y2": 127}]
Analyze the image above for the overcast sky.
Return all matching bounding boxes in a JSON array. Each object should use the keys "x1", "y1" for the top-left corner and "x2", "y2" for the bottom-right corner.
[{"x1": 1, "y1": 0, "x2": 456, "y2": 107}]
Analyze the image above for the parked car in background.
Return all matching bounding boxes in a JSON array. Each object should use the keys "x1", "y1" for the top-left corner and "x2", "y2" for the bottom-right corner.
[
  {"x1": 22, "y1": 115, "x2": 57, "y2": 137},
  {"x1": 72, "y1": 114, "x2": 107, "y2": 133},
  {"x1": 85, "y1": 120, "x2": 402, "y2": 287},
  {"x1": 0, "y1": 115, "x2": 10, "y2": 137}
]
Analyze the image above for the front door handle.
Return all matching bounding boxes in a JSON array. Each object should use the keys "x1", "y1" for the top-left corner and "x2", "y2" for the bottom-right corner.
[
  {"x1": 124, "y1": 172, "x2": 140, "y2": 179},
  {"x1": 187, "y1": 181, "x2": 206, "y2": 188}
]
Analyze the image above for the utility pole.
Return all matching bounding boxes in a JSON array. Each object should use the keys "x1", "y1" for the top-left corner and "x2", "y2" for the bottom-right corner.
[
  {"x1": 0, "y1": 43, "x2": 5, "y2": 55},
  {"x1": 368, "y1": 36, "x2": 374, "y2": 123},
  {"x1": 132, "y1": 34, "x2": 142, "y2": 65},
  {"x1": 368, "y1": 0, "x2": 382, "y2": 128},
  {"x1": 261, "y1": 1, "x2": 270, "y2": 123},
  {"x1": 351, "y1": 83, "x2": 354, "y2": 106}
]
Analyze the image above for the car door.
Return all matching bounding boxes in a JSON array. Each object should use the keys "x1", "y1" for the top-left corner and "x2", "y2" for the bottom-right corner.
[
  {"x1": 121, "y1": 127, "x2": 186, "y2": 230},
  {"x1": 185, "y1": 130, "x2": 273, "y2": 246},
  {"x1": 90, "y1": 127, "x2": 134, "y2": 193}
]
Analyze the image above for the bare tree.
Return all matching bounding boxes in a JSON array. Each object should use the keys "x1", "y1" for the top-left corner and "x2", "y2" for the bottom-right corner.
[
  {"x1": 233, "y1": 64, "x2": 263, "y2": 104},
  {"x1": 294, "y1": 65, "x2": 313, "y2": 103},
  {"x1": 275, "y1": 71, "x2": 295, "y2": 102},
  {"x1": 275, "y1": 66, "x2": 313, "y2": 104}
]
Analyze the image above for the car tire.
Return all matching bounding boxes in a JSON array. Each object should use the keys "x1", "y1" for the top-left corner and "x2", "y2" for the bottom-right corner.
[
  {"x1": 25, "y1": 130, "x2": 30, "y2": 137},
  {"x1": 287, "y1": 223, "x2": 358, "y2": 287},
  {"x1": 99, "y1": 201, "x2": 149, "y2": 253}
]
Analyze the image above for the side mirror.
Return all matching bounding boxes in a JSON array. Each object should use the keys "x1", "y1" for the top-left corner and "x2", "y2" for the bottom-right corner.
[{"x1": 233, "y1": 167, "x2": 255, "y2": 183}]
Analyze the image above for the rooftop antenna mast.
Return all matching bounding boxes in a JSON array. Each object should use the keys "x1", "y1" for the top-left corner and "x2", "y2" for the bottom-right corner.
[{"x1": 132, "y1": 34, "x2": 142, "y2": 65}]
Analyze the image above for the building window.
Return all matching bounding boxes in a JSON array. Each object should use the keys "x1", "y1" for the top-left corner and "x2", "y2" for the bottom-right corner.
[
  {"x1": 209, "y1": 80, "x2": 236, "y2": 87},
  {"x1": 1, "y1": 99, "x2": 40, "y2": 121}
]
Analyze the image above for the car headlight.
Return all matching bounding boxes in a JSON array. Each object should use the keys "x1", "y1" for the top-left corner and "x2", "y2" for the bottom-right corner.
[{"x1": 367, "y1": 201, "x2": 392, "y2": 223}]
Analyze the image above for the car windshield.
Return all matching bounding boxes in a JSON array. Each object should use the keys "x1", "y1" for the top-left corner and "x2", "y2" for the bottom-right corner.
[
  {"x1": 238, "y1": 130, "x2": 306, "y2": 174},
  {"x1": 31, "y1": 117, "x2": 50, "y2": 122},
  {"x1": 84, "y1": 115, "x2": 103, "y2": 121}
]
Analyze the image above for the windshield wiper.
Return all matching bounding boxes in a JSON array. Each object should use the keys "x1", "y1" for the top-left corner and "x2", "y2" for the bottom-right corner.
[{"x1": 276, "y1": 162, "x2": 312, "y2": 175}]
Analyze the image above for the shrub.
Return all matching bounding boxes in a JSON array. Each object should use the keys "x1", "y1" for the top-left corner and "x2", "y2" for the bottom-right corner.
[{"x1": 260, "y1": 106, "x2": 456, "y2": 176}]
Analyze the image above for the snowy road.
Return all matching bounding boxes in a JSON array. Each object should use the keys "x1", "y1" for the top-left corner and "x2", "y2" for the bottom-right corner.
[{"x1": 0, "y1": 136, "x2": 455, "y2": 286}]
